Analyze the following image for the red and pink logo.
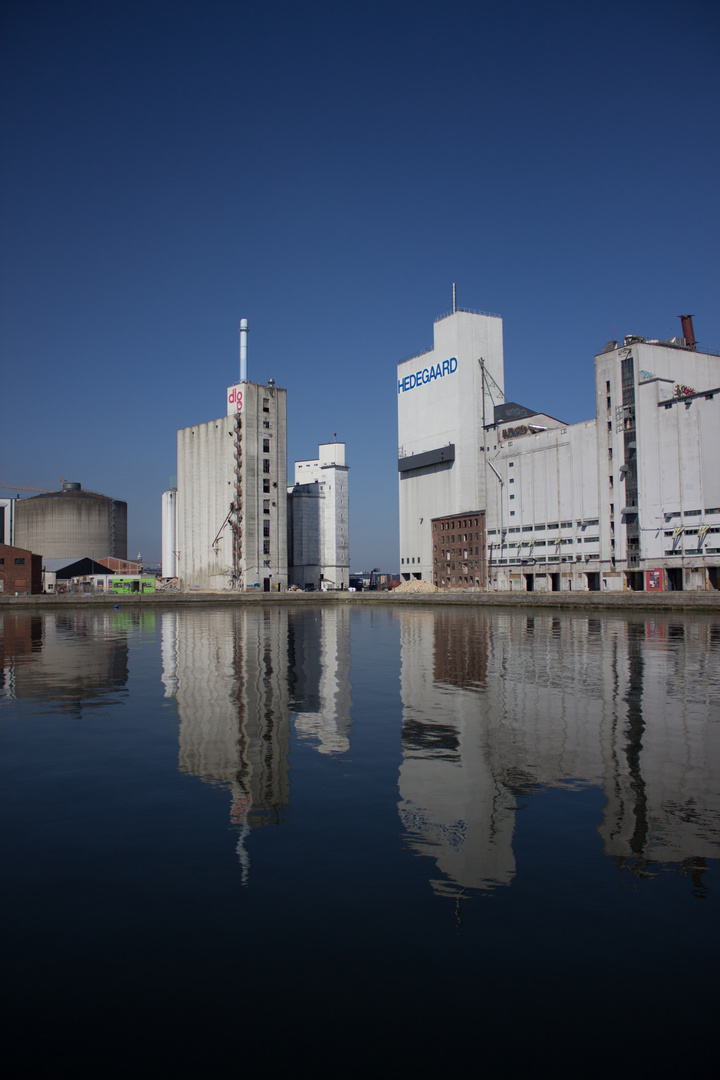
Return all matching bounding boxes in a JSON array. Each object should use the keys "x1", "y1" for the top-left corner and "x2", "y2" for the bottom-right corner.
[{"x1": 227, "y1": 387, "x2": 243, "y2": 413}]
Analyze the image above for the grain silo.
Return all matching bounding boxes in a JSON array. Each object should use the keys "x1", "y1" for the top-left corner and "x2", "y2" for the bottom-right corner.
[{"x1": 14, "y1": 483, "x2": 128, "y2": 560}]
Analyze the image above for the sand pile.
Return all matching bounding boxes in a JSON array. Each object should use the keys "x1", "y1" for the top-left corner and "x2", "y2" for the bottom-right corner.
[{"x1": 393, "y1": 579, "x2": 437, "y2": 594}]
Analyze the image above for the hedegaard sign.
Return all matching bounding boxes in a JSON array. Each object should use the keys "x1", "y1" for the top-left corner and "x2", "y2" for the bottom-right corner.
[
  {"x1": 227, "y1": 385, "x2": 243, "y2": 415},
  {"x1": 398, "y1": 356, "x2": 457, "y2": 393}
]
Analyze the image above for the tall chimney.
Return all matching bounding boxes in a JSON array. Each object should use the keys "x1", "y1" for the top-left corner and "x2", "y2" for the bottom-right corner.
[
  {"x1": 679, "y1": 314, "x2": 696, "y2": 351},
  {"x1": 239, "y1": 318, "x2": 249, "y2": 381}
]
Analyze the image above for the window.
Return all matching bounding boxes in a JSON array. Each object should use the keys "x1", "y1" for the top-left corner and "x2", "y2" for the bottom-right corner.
[
  {"x1": 14, "y1": 557, "x2": 25, "y2": 565},
  {"x1": 263, "y1": 399, "x2": 269, "y2": 412},
  {"x1": 264, "y1": 500, "x2": 270, "y2": 512},
  {"x1": 263, "y1": 459, "x2": 270, "y2": 473},
  {"x1": 509, "y1": 461, "x2": 514, "y2": 467},
  {"x1": 263, "y1": 479, "x2": 270, "y2": 493},
  {"x1": 263, "y1": 540, "x2": 270, "y2": 554},
  {"x1": 510, "y1": 494, "x2": 515, "y2": 500},
  {"x1": 263, "y1": 439, "x2": 270, "y2": 452},
  {"x1": 263, "y1": 523, "x2": 270, "y2": 537},
  {"x1": 509, "y1": 477, "x2": 515, "y2": 483},
  {"x1": 263, "y1": 420, "x2": 270, "y2": 429}
]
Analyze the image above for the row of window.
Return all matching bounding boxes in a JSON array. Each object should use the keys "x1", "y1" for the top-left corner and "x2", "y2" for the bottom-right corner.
[
  {"x1": 438, "y1": 532, "x2": 480, "y2": 543},
  {"x1": 488, "y1": 520, "x2": 599, "y2": 535},
  {"x1": 491, "y1": 537, "x2": 600, "y2": 548},
  {"x1": 494, "y1": 555, "x2": 600, "y2": 564},
  {"x1": 664, "y1": 527, "x2": 720, "y2": 537},
  {"x1": 665, "y1": 508, "x2": 720, "y2": 519},
  {"x1": 0, "y1": 557, "x2": 25, "y2": 565},
  {"x1": 434, "y1": 517, "x2": 481, "y2": 530}
]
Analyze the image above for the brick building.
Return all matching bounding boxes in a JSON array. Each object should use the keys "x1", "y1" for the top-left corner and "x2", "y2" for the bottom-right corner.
[
  {"x1": 432, "y1": 512, "x2": 487, "y2": 589},
  {"x1": 0, "y1": 544, "x2": 42, "y2": 594}
]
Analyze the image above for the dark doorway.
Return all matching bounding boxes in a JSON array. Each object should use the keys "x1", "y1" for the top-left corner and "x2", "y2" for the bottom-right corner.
[
  {"x1": 263, "y1": 578, "x2": 271, "y2": 592},
  {"x1": 586, "y1": 572, "x2": 600, "y2": 591},
  {"x1": 666, "y1": 568, "x2": 683, "y2": 591},
  {"x1": 550, "y1": 573, "x2": 560, "y2": 592},
  {"x1": 524, "y1": 573, "x2": 534, "y2": 592}
]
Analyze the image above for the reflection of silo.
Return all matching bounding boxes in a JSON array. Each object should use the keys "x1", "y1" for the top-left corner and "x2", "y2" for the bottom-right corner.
[
  {"x1": 289, "y1": 606, "x2": 353, "y2": 755},
  {"x1": 14, "y1": 485, "x2": 128, "y2": 559},
  {"x1": 170, "y1": 608, "x2": 292, "y2": 877},
  {"x1": 398, "y1": 609, "x2": 517, "y2": 894},
  {"x1": 1, "y1": 610, "x2": 129, "y2": 710}
]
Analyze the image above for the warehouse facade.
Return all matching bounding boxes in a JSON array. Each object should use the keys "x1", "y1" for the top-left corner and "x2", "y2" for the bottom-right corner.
[{"x1": 399, "y1": 307, "x2": 719, "y2": 591}]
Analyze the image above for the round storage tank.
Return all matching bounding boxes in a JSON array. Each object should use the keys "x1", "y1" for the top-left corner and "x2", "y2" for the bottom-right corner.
[{"x1": 14, "y1": 486, "x2": 128, "y2": 560}]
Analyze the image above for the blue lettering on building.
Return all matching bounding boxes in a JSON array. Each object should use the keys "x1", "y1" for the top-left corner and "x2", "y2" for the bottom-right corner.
[{"x1": 397, "y1": 357, "x2": 458, "y2": 393}]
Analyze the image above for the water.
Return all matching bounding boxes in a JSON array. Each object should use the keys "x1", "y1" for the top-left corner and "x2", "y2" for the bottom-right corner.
[{"x1": 2, "y1": 604, "x2": 719, "y2": 1077}]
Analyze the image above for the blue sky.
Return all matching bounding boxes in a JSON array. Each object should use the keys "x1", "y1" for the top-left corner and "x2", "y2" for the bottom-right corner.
[{"x1": 2, "y1": 0, "x2": 718, "y2": 570}]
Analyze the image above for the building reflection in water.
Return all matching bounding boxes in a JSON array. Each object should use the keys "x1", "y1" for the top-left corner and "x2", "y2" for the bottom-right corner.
[
  {"x1": 288, "y1": 607, "x2": 352, "y2": 755},
  {"x1": 161, "y1": 605, "x2": 352, "y2": 880},
  {"x1": 0, "y1": 609, "x2": 132, "y2": 711},
  {"x1": 398, "y1": 609, "x2": 720, "y2": 896}
]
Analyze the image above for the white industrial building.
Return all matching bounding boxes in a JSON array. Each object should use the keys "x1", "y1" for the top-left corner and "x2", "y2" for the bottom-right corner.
[
  {"x1": 164, "y1": 322, "x2": 349, "y2": 591},
  {"x1": 399, "y1": 303, "x2": 720, "y2": 591},
  {"x1": 288, "y1": 441, "x2": 349, "y2": 591},
  {"x1": 398, "y1": 304, "x2": 504, "y2": 581},
  {"x1": 165, "y1": 321, "x2": 288, "y2": 591}
]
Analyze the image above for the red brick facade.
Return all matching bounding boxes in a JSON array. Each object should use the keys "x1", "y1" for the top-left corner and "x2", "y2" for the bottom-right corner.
[
  {"x1": 432, "y1": 512, "x2": 486, "y2": 589},
  {"x1": 0, "y1": 544, "x2": 43, "y2": 594}
]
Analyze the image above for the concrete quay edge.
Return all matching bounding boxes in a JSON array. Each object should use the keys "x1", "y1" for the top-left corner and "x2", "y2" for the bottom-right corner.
[{"x1": 1, "y1": 590, "x2": 719, "y2": 613}]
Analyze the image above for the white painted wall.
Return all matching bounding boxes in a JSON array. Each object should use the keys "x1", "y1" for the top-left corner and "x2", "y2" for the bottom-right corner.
[{"x1": 398, "y1": 311, "x2": 504, "y2": 579}]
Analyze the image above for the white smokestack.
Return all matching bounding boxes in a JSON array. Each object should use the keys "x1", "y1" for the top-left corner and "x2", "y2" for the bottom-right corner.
[{"x1": 240, "y1": 318, "x2": 248, "y2": 383}]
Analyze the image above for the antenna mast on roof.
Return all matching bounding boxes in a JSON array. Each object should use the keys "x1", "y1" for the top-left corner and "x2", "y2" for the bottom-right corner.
[{"x1": 452, "y1": 283, "x2": 457, "y2": 314}]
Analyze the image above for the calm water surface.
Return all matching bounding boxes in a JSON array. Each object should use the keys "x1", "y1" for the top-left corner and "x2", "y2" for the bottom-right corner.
[{"x1": 2, "y1": 605, "x2": 719, "y2": 1077}]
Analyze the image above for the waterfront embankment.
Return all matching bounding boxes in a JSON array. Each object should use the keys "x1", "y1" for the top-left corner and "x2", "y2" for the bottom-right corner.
[{"x1": 2, "y1": 590, "x2": 719, "y2": 613}]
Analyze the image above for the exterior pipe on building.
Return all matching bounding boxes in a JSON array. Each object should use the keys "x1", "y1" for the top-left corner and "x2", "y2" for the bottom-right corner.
[{"x1": 679, "y1": 314, "x2": 696, "y2": 350}]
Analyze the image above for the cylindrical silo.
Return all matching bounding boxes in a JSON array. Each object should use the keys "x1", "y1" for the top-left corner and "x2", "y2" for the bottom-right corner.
[
  {"x1": 14, "y1": 486, "x2": 128, "y2": 560},
  {"x1": 161, "y1": 489, "x2": 178, "y2": 578}
]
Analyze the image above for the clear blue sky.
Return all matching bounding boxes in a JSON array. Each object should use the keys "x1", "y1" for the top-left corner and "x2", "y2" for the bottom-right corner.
[{"x1": 2, "y1": 0, "x2": 718, "y2": 570}]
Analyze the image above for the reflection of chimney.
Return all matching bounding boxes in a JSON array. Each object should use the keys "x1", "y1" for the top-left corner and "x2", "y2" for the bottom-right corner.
[{"x1": 679, "y1": 314, "x2": 696, "y2": 351}]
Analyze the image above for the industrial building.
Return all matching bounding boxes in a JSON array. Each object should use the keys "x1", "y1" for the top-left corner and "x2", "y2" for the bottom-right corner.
[
  {"x1": 0, "y1": 543, "x2": 42, "y2": 594},
  {"x1": 288, "y1": 441, "x2": 349, "y2": 591},
  {"x1": 398, "y1": 302, "x2": 720, "y2": 591},
  {"x1": 2, "y1": 483, "x2": 127, "y2": 562},
  {"x1": 164, "y1": 319, "x2": 288, "y2": 591}
]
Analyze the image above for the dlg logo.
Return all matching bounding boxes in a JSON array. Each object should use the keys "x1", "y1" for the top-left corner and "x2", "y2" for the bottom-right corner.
[{"x1": 228, "y1": 388, "x2": 243, "y2": 411}]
